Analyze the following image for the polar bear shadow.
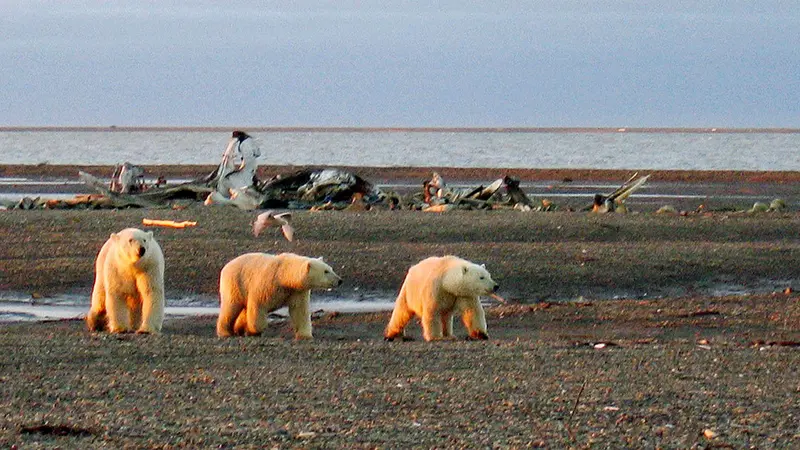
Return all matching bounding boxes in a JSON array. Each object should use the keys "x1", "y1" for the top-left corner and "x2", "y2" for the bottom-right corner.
[{"x1": 163, "y1": 314, "x2": 293, "y2": 339}]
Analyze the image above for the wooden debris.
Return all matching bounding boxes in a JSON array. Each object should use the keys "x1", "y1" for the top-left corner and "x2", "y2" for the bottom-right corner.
[
  {"x1": 589, "y1": 172, "x2": 651, "y2": 213},
  {"x1": 80, "y1": 171, "x2": 212, "y2": 209},
  {"x1": 422, "y1": 204, "x2": 455, "y2": 213},
  {"x1": 489, "y1": 293, "x2": 507, "y2": 304},
  {"x1": 142, "y1": 219, "x2": 198, "y2": 229}
]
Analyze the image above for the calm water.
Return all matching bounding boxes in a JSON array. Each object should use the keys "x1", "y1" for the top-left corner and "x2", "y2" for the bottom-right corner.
[
  {"x1": 1, "y1": 130, "x2": 798, "y2": 170},
  {"x1": 0, "y1": 294, "x2": 395, "y2": 323}
]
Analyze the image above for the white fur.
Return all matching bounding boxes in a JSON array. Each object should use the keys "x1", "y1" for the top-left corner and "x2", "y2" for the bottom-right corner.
[
  {"x1": 385, "y1": 256, "x2": 498, "y2": 341},
  {"x1": 86, "y1": 228, "x2": 165, "y2": 333},
  {"x1": 216, "y1": 252, "x2": 342, "y2": 339}
]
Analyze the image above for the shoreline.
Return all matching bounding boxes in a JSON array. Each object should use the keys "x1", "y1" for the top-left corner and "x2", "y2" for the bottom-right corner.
[{"x1": 3, "y1": 164, "x2": 800, "y2": 184}]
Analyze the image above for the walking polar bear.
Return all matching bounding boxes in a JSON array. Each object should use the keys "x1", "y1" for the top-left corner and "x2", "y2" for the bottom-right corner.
[
  {"x1": 385, "y1": 255, "x2": 499, "y2": 342},
  {"x1": 217, "y1": 252, "x2": 343, "y2": 339},
  {"x1": 87, "y1": 228, "x2": 165, "y2": 334}
]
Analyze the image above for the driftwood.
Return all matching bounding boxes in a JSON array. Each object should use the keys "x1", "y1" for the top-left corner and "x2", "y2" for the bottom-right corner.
[
  {"x1": 79, "y1": 171, "x2": 213, "y2": 209},
  {"x1": 421, "y1": 173, "x2": 504, "y2": 206},
  {"x1": 74, "y1": 132, "x2": 381, "y2": 210},
  {"x1": 109, "y1": 162, "x2": 150, "y2": 194},
  {"x1": 588, "y1": 172, "x2": 651, "y2": 213},
  {"x1": 418, "y1": 173, "x2": 537, "y2": 211},
  {"x1": 142, "y1": 219, "x2": 198, "y2": 229},
  {"x1": 258, "y1": 169, "x2": 381, "y2": 204},
  {"x1": 75, "y1": 166, "x2": 384, "y2": 211},
  {"x1": 503, "y1": 176, "x2": 535, "y2": 208}
]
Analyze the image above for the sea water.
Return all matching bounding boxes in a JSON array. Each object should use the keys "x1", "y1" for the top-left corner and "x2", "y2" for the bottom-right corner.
[{"x1": 1, "y1": 130, "x2": 798, "y2": 170}]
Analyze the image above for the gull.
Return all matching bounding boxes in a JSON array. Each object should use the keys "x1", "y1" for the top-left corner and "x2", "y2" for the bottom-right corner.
[{"x1": 253, "y1": 211, "x2": 294, "y2": 242}]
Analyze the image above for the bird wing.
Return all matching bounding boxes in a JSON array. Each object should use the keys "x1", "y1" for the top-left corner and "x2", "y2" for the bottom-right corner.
[
  {"x1": 274, "y1": 212, "x2": 292, "y2": 222},
  {"x1": 252, "y1": 219, "x2": 265, "y2": 237},
  {"x1": 281, "y1": 224, "x2": 295, "y2": 242},
  {"x1": 253, "y1": 212, "x2": 275, "y2": 237}
]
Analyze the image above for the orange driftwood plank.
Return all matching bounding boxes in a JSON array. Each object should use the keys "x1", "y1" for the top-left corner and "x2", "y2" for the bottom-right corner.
[{"x1": 142, "y1": 218, "x2": 197, "y2": 229}]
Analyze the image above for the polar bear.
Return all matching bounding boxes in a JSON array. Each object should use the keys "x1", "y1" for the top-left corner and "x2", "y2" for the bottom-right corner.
[
  {"x1": 385, "y1": 256, "x2": 499, "y2": 341},
  {"x1": 217, "y1": 252, "x2": 342, "y2": 339},
  {"x1": 86, "y1": 228, "x2": 165, "y2": 334}
]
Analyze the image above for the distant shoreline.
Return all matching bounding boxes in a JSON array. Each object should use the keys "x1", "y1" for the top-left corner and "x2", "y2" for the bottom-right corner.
[
  {"x1": 2, "y1": 164, "x2": 799, "y2": 184},
  {"x1": 2, "y1": 126, "x2": 800, "y2": 133}
]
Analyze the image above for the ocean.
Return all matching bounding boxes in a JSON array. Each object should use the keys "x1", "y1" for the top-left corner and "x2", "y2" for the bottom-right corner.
[{"x1": 1, "y1": 129, "x2": 799, "y2": 170}]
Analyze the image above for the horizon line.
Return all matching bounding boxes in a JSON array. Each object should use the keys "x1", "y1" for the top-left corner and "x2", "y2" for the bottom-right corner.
[{"x1": 1, "y1": 126, "x2": 799, "y2": 134}]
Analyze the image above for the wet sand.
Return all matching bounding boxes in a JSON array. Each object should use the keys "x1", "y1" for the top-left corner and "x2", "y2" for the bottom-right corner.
[{"x1": 1, "y1": 166, "x2": 799, "y2": 448}]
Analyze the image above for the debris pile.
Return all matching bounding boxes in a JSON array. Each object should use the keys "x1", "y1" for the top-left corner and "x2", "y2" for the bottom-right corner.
[
  {"x1": 409, "y1": 172, "x2": 554, "y2": 212},
  {"x1": 586, "y1": 172, "x2": 650, "y2": 213},
  {"x1": 0, "y1": 130, "x2": 716, "y2": 214}
]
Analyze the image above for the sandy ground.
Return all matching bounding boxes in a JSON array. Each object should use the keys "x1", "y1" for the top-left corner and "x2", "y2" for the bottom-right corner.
[
  {"x1": 2, "y1": 205, "x2": 799, "y2": 302},
  {"x1": 1, "y1": 166, "x2": 799, "y2": 448}
]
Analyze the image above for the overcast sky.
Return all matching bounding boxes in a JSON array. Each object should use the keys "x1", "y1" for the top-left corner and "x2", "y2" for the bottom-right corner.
[{"x1": 2, "y1": 1, "x2": 798, "y2": 127}]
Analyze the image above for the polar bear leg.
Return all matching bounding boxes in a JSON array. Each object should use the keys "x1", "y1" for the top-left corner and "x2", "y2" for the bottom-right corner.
[
  {"x1": 385, "y1": 287, "x2": 414, "y2": 340},
  {"x1": 217, "y1": 299, "x2": 244, "y2": 337},
  {"x1": 87, "y1": 277, "x2": 107, "y2": 332},
  {"x1": 244, "y1": 298, "x2": 269, "y2": 336},
  {"x1": 421, "y1": 309, "x2": 445, "y2": 341},
  {"x1": 129, "y1": 297, "x2": 142, "y2": 332},
  {"x1": 459, "y1": 297, "x2": 488, "y2": 339},
  {"x1": 441, "y1": 311, "x2": 454, "y2": 338},
  {"x1": 287, "y1": 291, "x2": 313, "y2": 340},
  {"x1": 87, "y1": 243, "x2": 110, "y2": 331},
  {"x1": 217, "y1": 273, "x2": 242, "y2": 337},
  {"x1": 232, "y1": 310, "x2": 248, "y2": 336},
  {"x1": 105, "y1": 292, "x2": 132, "y2": 333},
  {"x1": 137, "y1": 275, "x2": 165, "y2": 334}
]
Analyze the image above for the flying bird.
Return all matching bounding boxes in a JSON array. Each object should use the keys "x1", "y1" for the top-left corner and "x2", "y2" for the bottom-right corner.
[{"x1": 253, "y1": 211, "x2": 294, "y2": 242}]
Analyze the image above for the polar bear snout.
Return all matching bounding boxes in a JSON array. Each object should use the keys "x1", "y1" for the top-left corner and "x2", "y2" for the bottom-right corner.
[
  {"x1": 324, "y1": 270, "x2": 343, "y2": 287},
  {"x1": 325, "y1": 275, "x2": 343, "y2": 289}
]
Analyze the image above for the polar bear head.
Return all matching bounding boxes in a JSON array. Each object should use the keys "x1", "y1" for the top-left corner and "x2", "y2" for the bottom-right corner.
[
  {"x1": 442, "y1": 260, "x2": 499, "y2": 297},
  {"x1": 111, "y1": 228, "x2": 156, "y2": 265},
  {"x1": 306, "y1": 257, "x2": 343, "y2": 289},
  {"x1": 277, "y1": 253, "x2": 343, "y2": 290}
]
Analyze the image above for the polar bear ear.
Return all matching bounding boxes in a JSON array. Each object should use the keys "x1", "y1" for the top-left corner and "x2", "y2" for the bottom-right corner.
[
  {"x1": 480, "y1": 263, "x2": 486, "y2": 269},
  {"x1": 110, "y1": 232, "x2": 117, "y2": 241},
  {"x1": 315, "y1": 256, "x2": 324, "y2": 262},
  {"x1": 147, "y1": 231, "x2": 154, "y2": 238}
]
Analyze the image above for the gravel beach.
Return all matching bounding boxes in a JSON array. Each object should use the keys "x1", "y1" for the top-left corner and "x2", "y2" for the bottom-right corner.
[{"x1": 1, "y1": 166, "x2": 799, "y2": 448}]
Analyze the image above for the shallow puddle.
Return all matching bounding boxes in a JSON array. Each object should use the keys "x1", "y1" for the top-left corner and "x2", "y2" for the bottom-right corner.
[{"x1": 0, "y1": 293, "x2": 395, "y2": 323}]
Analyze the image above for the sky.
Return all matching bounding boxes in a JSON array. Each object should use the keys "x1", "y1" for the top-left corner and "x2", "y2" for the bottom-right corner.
[{"x1": 1, "y1": 1, "x2": 799, "y2": 128}]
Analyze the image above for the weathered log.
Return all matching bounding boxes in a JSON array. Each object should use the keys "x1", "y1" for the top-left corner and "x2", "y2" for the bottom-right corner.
[
  {"x1": 588, "y1": 173, "x2": 651, "y2": 213},
  {"x1": 503, "y1": 176, "x2": 535, "y2": 208},
  {"x1": 79, "y1": 171, "x2": 213, "y2": 208}
]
